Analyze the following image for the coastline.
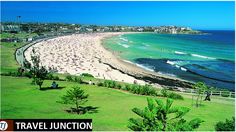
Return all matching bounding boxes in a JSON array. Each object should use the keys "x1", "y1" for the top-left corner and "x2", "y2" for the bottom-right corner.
[{"x1": 24, "y1": 32, "x2": 193, "y2": 88}]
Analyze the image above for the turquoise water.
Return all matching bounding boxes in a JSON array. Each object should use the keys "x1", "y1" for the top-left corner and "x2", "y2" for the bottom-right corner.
[{"x1": 104, "y1": 31, "x2": 235, "y2": 90}]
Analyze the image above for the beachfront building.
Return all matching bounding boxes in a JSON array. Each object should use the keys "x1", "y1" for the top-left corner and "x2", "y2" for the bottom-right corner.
[
  {"x1": 1, "y1": 24, "x2": 21, "y2": 33},
  {"x1": 137, "y1": 28, "x2": 144, "y2": 32}
]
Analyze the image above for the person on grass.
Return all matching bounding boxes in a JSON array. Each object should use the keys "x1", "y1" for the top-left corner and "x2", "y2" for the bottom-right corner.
[
  {"x1": 51, "y1": 81, "x2": 58, "y2": 89},
  {"x1": 204, "y1": 91, "x2": 211, "y2": 101}
]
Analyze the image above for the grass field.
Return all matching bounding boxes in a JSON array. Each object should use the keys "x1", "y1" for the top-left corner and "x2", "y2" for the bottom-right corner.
[
  {"x1": 1, "y1": 76, "x2": 234, "y2": 131},
  {"x1": 0, "y1": 32, "x2": 37, "y2": 73},
  {"x1": 0, "y1": 42, "x2": 25, "y2": 73}
]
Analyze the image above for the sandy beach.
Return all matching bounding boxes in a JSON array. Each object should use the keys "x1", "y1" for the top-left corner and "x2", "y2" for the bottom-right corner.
[
  {"x1": 24, "y1": 32, "x2": 147, "y2": 84},
  {"x1": 24, "y1": 32, "x2": 193, "y2": 88}
]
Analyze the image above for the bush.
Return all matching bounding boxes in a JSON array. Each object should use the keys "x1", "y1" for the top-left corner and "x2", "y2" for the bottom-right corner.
[
  {"x1": 167, "y1": 92, "x2": 184, "y2": 100},
  {"x1": 46, "y1": 73, "x2": 54, "y2": 80},
  {"x1": 74, "y1": 76, "x2": 83, "y2": 84},
  {"x1": 109, "y1": 81, "x2": 116, "y2": 88},
  {"x1": 161, "y1": 88, "x2": 168, "y2": 97},
  {"x1": 97, "y1": 82, "x2": 104, "y2": 87},
  {"x1": 53, "y1": 76, "x2": 60, "y2": 80},
  {"x1": 81, "y1": 73, "x2": 94, "y2": 78},
  {"x1": 23, "y1": 71, "x2": 33, "y2": 78},
  {"x1": 142, "y1": 85, "x2": 157, "y2": 96},
  {"x1": 66, "y1": 75, "x2": 74, "y2": 82},
  {"x1": 103, "y1": 80, "x2": 110, "y2": 87},
  {"x1": 124, "y1": 84, "x2": 131, "y2": 91},
  {"x1": 117, "y1": 84, "x2": 122, "y2": 89},
  {"x1": 215, "y1": 117, "x2": 235, "y2": 131},
  {"x1": 161, "y1": 88, "x2": 183, "y2": 100}
]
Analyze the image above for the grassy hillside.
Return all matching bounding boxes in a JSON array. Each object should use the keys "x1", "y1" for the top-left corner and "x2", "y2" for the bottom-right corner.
[{"x1": 1, "y1": 76, "x2": 234, "y2": 131}]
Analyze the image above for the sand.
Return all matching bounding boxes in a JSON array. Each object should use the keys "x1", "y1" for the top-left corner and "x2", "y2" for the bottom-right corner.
[{"x1": 24, "y1": 32, "x2": 150, "y2": 85}]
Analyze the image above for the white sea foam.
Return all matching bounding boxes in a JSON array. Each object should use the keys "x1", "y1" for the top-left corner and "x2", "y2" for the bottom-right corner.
[
  {"x1": 135, "y1": 63, "x2": 155, "y2": 72},
  {"x1": 174, "y1": 51, "x2": 187, "y2": 55},
  {"x1": 122, "y1": 44, "x2": 130, "y2": 48},
  {"x1": 117, "y1": 42, "x2": 129, "y2": 48},
  {"x1": 166, "y1": 60, "x2": 187, "y2": 72},
  {"x1": 175, "y1": 65, "x2": 180, "y2": 68},
  {"x1": 123, "y1": 60, "x2": 134, "y2": 64},
  {"x1": 166, "y1": 60, "x2": 175, "y2": 65},
  {"x1": 191, "y1": 54, "x2": 216, "y2": 59},
  {"x1": 180, "y1": 67, "x2": 187, "y2": 71},
  {"x1": 119, "y1": 37, "x2": 128, "y2": 42}
]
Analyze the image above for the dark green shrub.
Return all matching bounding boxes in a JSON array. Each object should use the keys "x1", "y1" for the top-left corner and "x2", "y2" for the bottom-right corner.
[
  {"x1": 5, "y1": 71, "x2": 17, "y2": 77},
  {"x1": 97, "y1": 82, "x2": 104, "y2": 87},
  {"x1": 46, "y1": 73, "x2": 54, "y2": 80},
  {"x1": 23, "y1": 71, "x2": 33, "y2": 78},
  {"x1": 142, "y1": 85, "x2": 156, "y2": 95},
  {"x1": 110, "y1": 81, "x2": 116, "y2": 88},
  {"x1": 130, "y1": 85, "x2": 138, "y2": 94},
  {"x1": 161, "y1": 88, "x2": 168, "y2": 97},
  {"x1": 146, "y1": 86, "x2": 158, "y2": 96},
  {"x1": 66, "y1": 75, "x2": 74, "y2": 82},
  {"x1": 136, "y1": 85, "x2": 142, "y2": 94},
  {"x1": 168, "y1": 92, "x2": 184, "y2": 100},
  {"x1": 103, "y1": 80, "x2": 110, "y2": 87},
  {"x1": 161, "y1": 88, "x2": 183, "y2": 100},
  {"x1": 125, "y1": 84, "x2": 131, "y2": 91},
  {"x1": 74, "y1": 76, "x2": 83, "y2": 84},
  {"x1": 215, "y1": 117, "x2": 235, "y2": 131},
  {"x1": 81, "y1": 73, "x2": 94, "y2": 78},
  {"x1": 117, "y1": 84, "x2": 122, "y2": 89},
  {"x1": 53, "y1": 76, "x2": 60, "y2": 80}
]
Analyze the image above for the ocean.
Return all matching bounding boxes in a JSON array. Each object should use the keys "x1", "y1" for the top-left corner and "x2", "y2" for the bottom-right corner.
[{"x1": 103, "y1": 31, "x2": 235, "y2": 91}]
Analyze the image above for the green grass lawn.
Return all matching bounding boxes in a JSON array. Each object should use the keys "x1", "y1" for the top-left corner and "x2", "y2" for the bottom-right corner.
[
  {"x1": 1, "y1": 32, "x2": 38, "y2": 39},
  {"x1": 1, "y1": 76, "x2": 234, "y2": 131},
  {"x1": 0, "y1": 42, "x2": 25, "y2": 73},
  {"x1": 0, "y1": 32, "x2": 38, "y2": 73}
]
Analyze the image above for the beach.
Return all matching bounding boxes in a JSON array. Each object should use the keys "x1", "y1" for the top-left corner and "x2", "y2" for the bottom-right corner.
[
  {"x1": 24, "y1": 32, "x2": 145, "y2": 84},
  {"x1": 24, "y1": 32, "x2": 193, "y2": 88}
]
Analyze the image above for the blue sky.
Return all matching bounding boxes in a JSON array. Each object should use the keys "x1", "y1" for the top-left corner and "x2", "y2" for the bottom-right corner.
[{"x1": 1, "y1": 1, "x2": 235, "y2": 30}]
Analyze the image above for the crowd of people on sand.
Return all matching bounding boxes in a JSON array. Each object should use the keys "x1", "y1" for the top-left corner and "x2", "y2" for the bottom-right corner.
[{"x1": 24, "y1": 33, "x2": 146, "y2": 85}]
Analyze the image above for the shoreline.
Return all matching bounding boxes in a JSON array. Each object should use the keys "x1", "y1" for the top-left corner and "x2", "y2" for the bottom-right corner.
[{"x1": 24, "y1": 32, "x2": 193, "y2": 88}]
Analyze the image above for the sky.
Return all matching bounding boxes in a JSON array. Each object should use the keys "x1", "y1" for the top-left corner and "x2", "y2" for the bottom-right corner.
[{"x1": 1, "y1": 1, "x2": 235, "y2": 30}]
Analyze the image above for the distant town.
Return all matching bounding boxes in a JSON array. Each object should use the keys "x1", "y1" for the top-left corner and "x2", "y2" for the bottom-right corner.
[{"x1": 0, "y1": 22, "x2": 201, "y2": 43}]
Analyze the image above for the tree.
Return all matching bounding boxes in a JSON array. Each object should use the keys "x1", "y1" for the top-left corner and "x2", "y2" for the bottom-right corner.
[
  {"x1": 29, "y1": 48, "x2": 48, "y2": 90},
  {"x1": 128, "y1": 98, "x2": 203, "y2": 131},
  {"x1": 58, "y1": 86, "x2": 89, "y2": 114},
  {"x1": 215, "y1": 117, "x2": 235, "y2": 131},
  {"x1": 193, "y1": 82, "x2": 208, "y2": 107}
]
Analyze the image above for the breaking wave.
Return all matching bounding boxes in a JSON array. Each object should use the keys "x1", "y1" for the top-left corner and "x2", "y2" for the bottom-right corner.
[
  {"x1": 191, "y1": 54, "x2": 216, "y2": 60},
  {"x1": 174, "y1": 50, "x2": 216, "y2": 60},
  {"x1": 174, "y1": 51, "x2": 187, "y2": 55},
  {"x1": 166, "y1": 60, "x2": 187, "y2": 72}
]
